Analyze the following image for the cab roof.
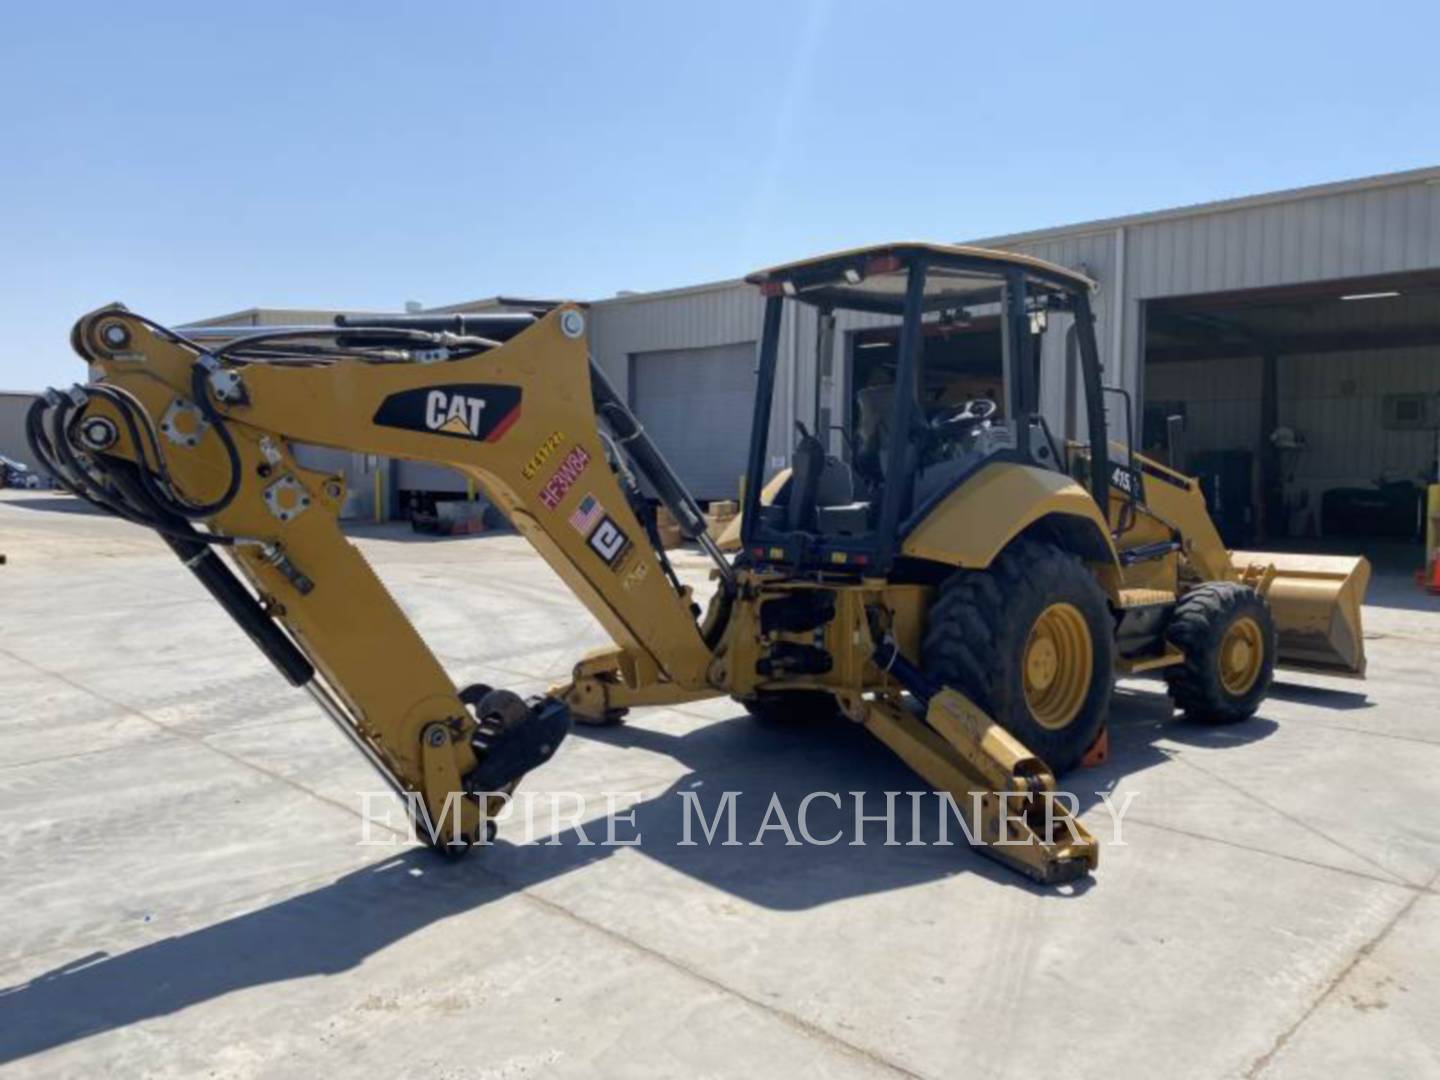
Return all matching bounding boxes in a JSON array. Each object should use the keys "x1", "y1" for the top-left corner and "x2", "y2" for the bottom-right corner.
[{"x1": 745, "y1": 242, "x2": 1095, "y2": 314}]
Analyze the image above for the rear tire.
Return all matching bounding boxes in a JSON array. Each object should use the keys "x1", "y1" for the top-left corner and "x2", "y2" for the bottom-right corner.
[
  {"x1": 1164, "y1": 582, "x2": 1276, "y2": 723},
  {"x1": 922, "y1": 539, "x2": 1113, "y2": 775}
]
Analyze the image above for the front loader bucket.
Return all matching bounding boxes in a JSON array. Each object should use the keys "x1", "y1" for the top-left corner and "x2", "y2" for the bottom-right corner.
[{"x1": 1232, "y1": 551, "x2": 1372, "y2": 677}]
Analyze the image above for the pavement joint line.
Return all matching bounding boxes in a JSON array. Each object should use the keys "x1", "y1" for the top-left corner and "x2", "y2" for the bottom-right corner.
[
  {"x1": 8, "y1": 515, "x2": 1434, "y2": 1073},
  {"x1": 1277, "y1": 717, "x2": 1440, "y2": 749},
  {"x1": 0, "y1": 740, "x2": 172, "y2": 774},
  {"x1": 0, "y1": 644, "x2": 411, "y2": 841},
  {"x1": 5, "y1": 592, "x2": 213, "y2": 618},
  {"x1": 170, "y1": 673, "x2": 923, "y2": 1079},
  {"x1": 1244, "y1": 866, "x2": 1440, "y2": 1078},
  {"x1": 0, "y1": 862, "x2": 371, "y2": 979},
  {"x1": 483, "y1": 866, "x2": 932, "y2": 1080},
  {"x1": 1363, "y1": 630, "x2": 1440, "y2": 645},
  {"x1": 0, "y1": 561, "x2": 200, "y2": 604},
  {"x1": 4, "y1": 757, "x2": 920, "y2": 1080},
  {"x1": 194, "y1": 712, "x2": 326, "y2": 739},
  {"x1": 431, "y1": 654, "x2": 568, "y2": 684},
  {"x1": 1120, "y1": 816, "x2": 1432, "y2": 894},
  {"x1": 1164, "y1": 748, "x2": 1417, "y2": 889},
  {"x1": 417, "y1": 577, "x2": 586, "y2": 608},
  {"x1": 4, "y1": 610, "x2": 913, "y2": 1072}
]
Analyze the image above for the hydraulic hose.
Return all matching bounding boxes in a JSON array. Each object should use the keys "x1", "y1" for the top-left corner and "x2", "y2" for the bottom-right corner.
[
  {"x1": 184, "y1": 363, "x2": 244, "y2": 514},
  {"x1": 25, "y1": 394, "x2": 238, "y2": 546},
  {"x1": 588, "y1": 360, "x2": 735, "y2": 589}
]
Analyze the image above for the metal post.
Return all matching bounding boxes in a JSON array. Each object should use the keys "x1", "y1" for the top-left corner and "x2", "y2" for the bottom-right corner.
[
  {"x1": 1260, "y1": 351, "x2": 1280, "y2": 540},
  {"x1": 740, "y1": 297, "x2": 786, "y2": 551},
  {"x1": 814, "y1": 308, "x2": 835, "y2": 447},
  {"x1": 873, "y1": 260, "x2": 927, "y2": 573}
]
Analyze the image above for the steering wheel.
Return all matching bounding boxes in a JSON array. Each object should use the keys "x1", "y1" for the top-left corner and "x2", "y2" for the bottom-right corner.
[{"x1": 929, "y1": 397, "x2": 998, "y2": 433}]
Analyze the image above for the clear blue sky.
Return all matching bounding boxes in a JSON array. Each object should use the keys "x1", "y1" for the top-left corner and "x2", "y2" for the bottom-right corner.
[{"x1": 2, "y1": 1, "x2": 1435, "y2": 389}]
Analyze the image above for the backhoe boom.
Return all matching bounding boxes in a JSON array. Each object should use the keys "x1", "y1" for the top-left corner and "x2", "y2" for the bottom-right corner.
[{"x1": 35, "y1": 304, "x2": 722, "y2": 846}]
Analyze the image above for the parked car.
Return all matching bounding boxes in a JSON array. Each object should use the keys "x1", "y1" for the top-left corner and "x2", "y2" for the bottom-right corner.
[{"x1": 0, "y1": 454, "x2": 36, "y2": 488}]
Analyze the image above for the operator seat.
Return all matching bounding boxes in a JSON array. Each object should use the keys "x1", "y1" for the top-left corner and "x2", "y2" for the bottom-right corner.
[
  {"x1": 787, "y1": 422, "x2": 867, "y2": 536},
  {"x1": 787, "y1": 424, "x2": 826, "y2": 531},
  {"x1": 854, "y1": 383, "x2": 894, "y2": 483}
]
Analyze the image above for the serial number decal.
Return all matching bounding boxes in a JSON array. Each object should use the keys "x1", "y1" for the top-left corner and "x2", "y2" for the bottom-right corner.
[
  {"x1": 372, "y1": 384, "x2": 522, "y2": 442},
  {"x1": 541, "y1": 446, "x2": 593, "y2": 510},
  {"x1": 522, "y1": 430, "x2": 566, "y2": 480}
]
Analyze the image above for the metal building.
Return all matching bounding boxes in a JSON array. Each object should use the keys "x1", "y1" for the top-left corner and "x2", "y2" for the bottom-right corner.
[
  {"x1": 0, "y1": 392, "x2": 41, "y2": 477},
  {"x1": 587, "y1": 277, "x2": 910, "y2": 501},
  {"x1": 978, "y1": 165, "x2": 1440, "y2": 551},
  {"x1": 180, "y1": 299, "x2": 560, "y2": 518},
  {"x1": 592, "y1": 166, "x2": 1440, "y2": 557},
  {"x1": 10, "y1": 167, "x2": 1436, "y2": 556}
]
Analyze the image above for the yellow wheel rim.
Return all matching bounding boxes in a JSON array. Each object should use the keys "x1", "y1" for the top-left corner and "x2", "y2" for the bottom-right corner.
[
  {"x1": 1219, "y1": 616, "x2": 1264, "y2": 696},
  {"x1": 1022, "y1": 602, "x2": 1093, "y2": 731}
]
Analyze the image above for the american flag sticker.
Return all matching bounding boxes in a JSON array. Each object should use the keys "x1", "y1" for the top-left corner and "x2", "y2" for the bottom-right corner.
[{"x1": 568, "y1": 494, "x2": 605, "y2": 536}]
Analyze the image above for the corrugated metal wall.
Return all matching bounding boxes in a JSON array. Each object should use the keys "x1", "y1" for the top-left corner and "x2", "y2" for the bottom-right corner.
[
  {"x1": 1120, "y1": 178, "x2": 1440, "y2": 530},
  {"x1": 584, "y1": 176, "x2": 1440, "y2": 476},
  {"x1": 0, "y1": 393, "x2": 40, "y2": 473},
  {"x1": 996, "y1": 173, "x2": 1440, "y2": 405},
  {"x1": 630, "y1": 342, "x2": 758, "y2": 499},
  {"x1": 993, "y1": 231, "x2": 1122, "y2": 377},
  {"x1": 1123, "y1": 182, "x2": 1440, "y2": 298},
  {"x1": 589, "y1": 284, "x2": 763, "y2": 399},
  {"x1": 590, "y1": 283, "x2": 791, "y2": 472},
  {"x1": 1283, "y1": 346, "x2": 1440, "y2": 498},
  {"x1": 1144, "y1": 356, "x2": 1260, "y2": 459},
  {"x1": 1147, "y1": 346, "x2": 1440, "y2": 509},
  {"x1": 97, "y1": 172, "x2": 1431, "y2": 515},
  {"x1": 64, "y1": 171, "x2": 1421, "y2": 514},
  {"x1": 588, "y1": 283, "x2": 906, "y2": 475}
]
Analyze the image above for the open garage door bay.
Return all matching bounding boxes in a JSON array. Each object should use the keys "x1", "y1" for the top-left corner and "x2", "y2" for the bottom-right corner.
[{"x1": 1142, "y1": 271, "x2": 1440, "y2": 573}]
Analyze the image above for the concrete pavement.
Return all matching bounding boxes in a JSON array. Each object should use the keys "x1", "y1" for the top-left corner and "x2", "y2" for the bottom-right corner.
[{"x1": 2, "y1": 490, "x2": 1438, "y2": 1078}]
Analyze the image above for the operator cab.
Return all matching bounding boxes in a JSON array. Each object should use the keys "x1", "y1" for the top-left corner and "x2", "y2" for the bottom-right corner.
[{"x1": 739, "y1": 243, "x2": 1111, "y2": 575}]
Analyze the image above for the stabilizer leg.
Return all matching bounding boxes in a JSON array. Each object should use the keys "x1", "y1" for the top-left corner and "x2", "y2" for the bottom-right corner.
[
  {"x1": 866, "y1": 640, "x2": 1097, "y2": 885},
  {"x1": 862, "y1": 693, "x2": 1097, "y2": 884}
]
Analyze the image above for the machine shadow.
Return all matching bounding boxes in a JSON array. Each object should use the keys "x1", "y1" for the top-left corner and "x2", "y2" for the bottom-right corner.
[
  {"x1": 0, "y1": 854, "x2": 506, "y2": 1065},
  {"x1": 1109, "y1": 681, "x2": 1282, "y2": 753},
  {"x1": 542, "y1": 673, "x2": 1284, "y2": 906},
  {"x1": 0, "y1": 494, "x2": 104, "y2": 515},
  {"x1": 523, "y1": 708, "x2": 1070, "y2": 908},
  {"x1": 0, "y1": 686, "x2": 1277, "y2": 1065},
  {"x1": 0, "y1": 712, "x2": 1033, "y2": 1065},
  {"x1": 1267, "y1": 680, "x2": 1374, "y2": 711}
]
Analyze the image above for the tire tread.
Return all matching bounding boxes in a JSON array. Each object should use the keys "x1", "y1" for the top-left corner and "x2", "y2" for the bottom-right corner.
[
  {"x1": 922, "y1": 539, "x2": 1113, "y2": 774},
  {"x1": 1163, "y1": 582, "x2": 1276, "y2": 722}
]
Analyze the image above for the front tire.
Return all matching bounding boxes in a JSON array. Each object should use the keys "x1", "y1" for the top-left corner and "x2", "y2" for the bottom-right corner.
[
  {"x1": 922, "y1": 539, "x2": 1114, "y2": 775},
  {"x1": 1164, "y1": 582, "x2": 1276, "y2": 722}
]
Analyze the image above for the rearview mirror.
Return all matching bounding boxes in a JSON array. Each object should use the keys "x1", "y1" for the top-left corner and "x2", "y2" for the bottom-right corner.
[{"x1": 1166, "y1": 414, "x2": 1186, "y2": 469}]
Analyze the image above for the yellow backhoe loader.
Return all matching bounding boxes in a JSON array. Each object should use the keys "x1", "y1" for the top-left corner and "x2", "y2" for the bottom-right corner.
[{"x1": 29, "y1": 243, "x2": 1369, "y2": 885}]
